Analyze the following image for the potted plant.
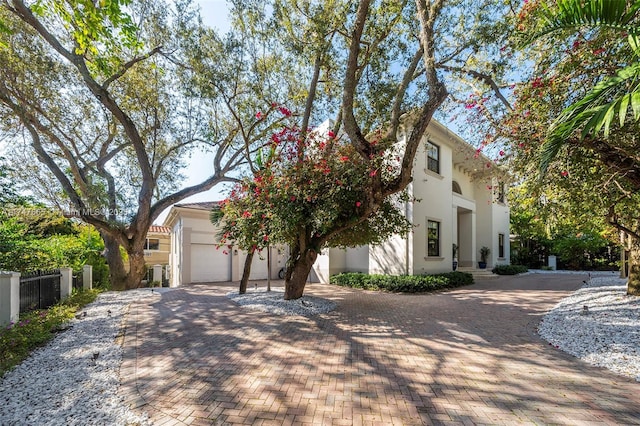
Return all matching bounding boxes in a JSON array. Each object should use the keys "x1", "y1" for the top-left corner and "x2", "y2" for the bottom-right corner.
[
  {"x1": 478, "y1": 246, "x2": 490, "y2": 269},
  {"x1": 452, "y1": 244, "x2": 458, "y2": 271}
]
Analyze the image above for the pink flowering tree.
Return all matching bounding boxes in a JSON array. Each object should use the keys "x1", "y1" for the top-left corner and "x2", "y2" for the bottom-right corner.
[{"x1": 215, "y1": 124, "x2": 412, "y2": 299}]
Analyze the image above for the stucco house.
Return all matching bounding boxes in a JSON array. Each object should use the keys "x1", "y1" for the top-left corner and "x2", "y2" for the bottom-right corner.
[
  {"x1": 163, "y1": 118, "x2": 509, "y2": 286},
  {"x1": 163, "y1": 202, "x2": 287, "y2": 287},
  {"x1": 143, "y1": 226, "x2": 171, "y2": 266},
  {"x1": 312, "y1": 118, "x2": 510, "y2": 282}
]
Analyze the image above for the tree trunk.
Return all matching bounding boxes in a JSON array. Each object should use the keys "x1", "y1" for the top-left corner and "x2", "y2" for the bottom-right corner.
[
  {"x1": 284, "y1": 249, "x2": 317, "y2": 300},
  {"x1": 101, "y1": 232, "x2": 146, "y2": 290},
  {"x1": 239, "y1": 250, "x2": 254, "y2": 294},
  {"x1": 102, "y1": 232, "x2": 127, "y2": 290},
  {"x1": 628, "y1": 237, "x2": 640, "y2": 296},
  {"x1": 125, "y1": 250, "x2": 146, "y2": 290}
]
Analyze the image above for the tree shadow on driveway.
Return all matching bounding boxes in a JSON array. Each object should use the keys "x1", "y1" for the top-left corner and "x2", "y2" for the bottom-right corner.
[{"x1": 120, "y1": 274, "x2": 640, "y2": 425}]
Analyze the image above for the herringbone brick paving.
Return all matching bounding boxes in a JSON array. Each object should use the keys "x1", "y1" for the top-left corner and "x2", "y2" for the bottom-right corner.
[{"x1": 120, "y1": 273, "x2": 640, "y2": 425}]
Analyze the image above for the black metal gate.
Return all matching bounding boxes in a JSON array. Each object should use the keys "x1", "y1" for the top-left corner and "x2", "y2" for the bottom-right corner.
[
  {"x1": 19, "y1": 270, "x2": 62, "y2": 313},
  {"x1": 72, "y1": 273, "x2": 83, "y2": 291}
]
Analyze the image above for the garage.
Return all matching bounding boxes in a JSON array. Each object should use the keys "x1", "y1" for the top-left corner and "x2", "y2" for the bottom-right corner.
[{"x1": 190, "y1": 243, "x2": 230, "y2": 282}]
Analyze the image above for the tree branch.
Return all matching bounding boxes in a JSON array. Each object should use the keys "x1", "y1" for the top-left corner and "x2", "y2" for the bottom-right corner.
[
  {"x1": 102, "y1": 46, "x2": 163, "y2": 89},
  {"x1": 608, "y1": 204, "x2": 640, "y2": 240},
  {"x1": 439, "y1": 64, "x2": 513, "y2": 111},
  {"x1": 341, "y1": 0, "x2": 371, "y2": 158},
  {"x1": 388, "y1": 46, "x2": 424, "y2": 139},
  {"x1": 386, "y1": 0, "x2": 448, "y2": 195}
]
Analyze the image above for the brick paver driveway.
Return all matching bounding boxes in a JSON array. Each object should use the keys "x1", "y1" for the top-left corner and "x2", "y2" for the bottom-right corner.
[{"x1": 120, "y1": 273, "x2": 640, "y2": 425}]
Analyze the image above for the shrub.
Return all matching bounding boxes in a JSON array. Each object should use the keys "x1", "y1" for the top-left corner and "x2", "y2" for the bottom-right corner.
[
  {"x1": 0, "y1": 288, "x2": 100, "y2": 377},
  {"x1": 329, "y1": 271, "x2": 474, "y2": 293},
  {"x1": 492, "y1": 264, "x2": 528, "y2": 275},
  {"x1": 432, "y1": 271, "x2": 475, "y2": 286}
]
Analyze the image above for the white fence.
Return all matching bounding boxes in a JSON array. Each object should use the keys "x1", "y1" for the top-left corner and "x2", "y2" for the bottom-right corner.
[{"x1": 0, "y1": 265, "x2": 92, "y2": 326}]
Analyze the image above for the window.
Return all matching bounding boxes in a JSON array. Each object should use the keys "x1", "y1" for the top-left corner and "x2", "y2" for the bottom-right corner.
[
  {"x1": 452, "y1": 181, "x2": 462, "y2": 194},
  {"x1": 145, "y1": 238, "x2": 160, "y2": 251},
  {"x1": 498, "y1": 233, "x2": 505, "y2": 258},
  {"x1": 426, "y1": 141, "x2": 440, "y2": 174},
  {"x1": 497, "y1": 182, "x2": 505, "y2": 203},
  {"x1": 427, "y1": 220, "x2": 440, "y2": 257}
]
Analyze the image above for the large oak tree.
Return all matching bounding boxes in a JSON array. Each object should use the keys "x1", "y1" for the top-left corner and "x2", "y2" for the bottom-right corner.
[{"x1": 0, "y1": 0, "x2": 266, "y2": 289}]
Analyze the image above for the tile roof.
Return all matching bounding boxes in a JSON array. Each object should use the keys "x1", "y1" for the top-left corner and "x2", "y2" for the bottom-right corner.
[
  {"x1": 174, "y1": 201, "x2": 221, "y2": 211},
  {"x1": 148, "y1": 225, "x2": 171, "y2": 234}
]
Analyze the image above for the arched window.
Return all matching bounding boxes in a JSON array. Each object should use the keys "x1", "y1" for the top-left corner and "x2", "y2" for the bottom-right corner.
[{"x1": 452, "y1": 181, "x2": 462, "y2": 194}]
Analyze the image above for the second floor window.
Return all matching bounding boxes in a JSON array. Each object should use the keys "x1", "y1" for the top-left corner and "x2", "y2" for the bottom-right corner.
[
  {"x1": 497, "y1": 182, "x2": 505, "y2": 203},
  {"x1": 426, "y1": 141, "x2": 440, "y2": 174},
  {"x1": 145, "y1": 238, "x2": 160, "y2": 251}
]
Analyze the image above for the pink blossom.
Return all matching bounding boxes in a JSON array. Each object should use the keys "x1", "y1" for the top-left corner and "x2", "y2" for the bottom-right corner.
[
  {"x1": 356, "y1": 201, "x2": 362, "y2": 207},
  {"x1": 255, "y1": 111, "x2": 263, "y2": 120},
  {"x1": 278, "y1": 106, "x2": 292, "y2": 117}
]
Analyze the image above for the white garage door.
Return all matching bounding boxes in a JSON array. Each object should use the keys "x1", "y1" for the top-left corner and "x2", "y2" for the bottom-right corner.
[{"x1": 190, "y1": 244, "x2": 230, "y2": 282}]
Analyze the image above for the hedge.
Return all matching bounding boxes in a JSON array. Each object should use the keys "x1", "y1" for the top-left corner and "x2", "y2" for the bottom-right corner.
[
  {"x1": 492, "y1": 264, "x2": 529, "y2": 275},
  {"x1": 329, "y1": 271, "x2": 474, "y2": 293}
]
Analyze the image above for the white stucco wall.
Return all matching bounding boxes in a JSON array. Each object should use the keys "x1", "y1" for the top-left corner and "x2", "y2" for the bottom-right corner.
[
  {"x1": 169, "y1": 220, "x2": 182, "y2": 287},
  {"x1": 474, "y1": 178, "x2": 494, "y2": 268},
  {"x1": 345, "y1": 246, "x2": 369, "y2": 272},
  {"x1": 493, "y1": 198, "x2": 511, "y2": 266},
  {"x1": 369, "y1": 234, "x2": 409, "y2": 275},
  {"x1": 411, "y1": 135, "x2": 455, "y2": 275},
  {"x1": 311, "y1": 249, "x2": 331, "y2": 283}
]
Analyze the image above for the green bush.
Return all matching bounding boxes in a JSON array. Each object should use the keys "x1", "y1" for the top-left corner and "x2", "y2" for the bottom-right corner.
[
  {"x1": 329, "y1": 271, "x2": 474, "y2": 293},
  {"x1": 0, "y1": 288, "x2": 100, "y2": 377},
  {"x1": 492, "y1": 264, "x2": 528, "y2": 275}
]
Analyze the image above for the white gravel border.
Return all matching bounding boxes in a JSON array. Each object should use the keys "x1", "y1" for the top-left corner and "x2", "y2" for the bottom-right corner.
[
  {"x1": 538, "y1": 274, "x2": 640, "y2": 382},
  {"x1": 0, "y1": 288, "x2": 173, "y2": 425},
  {"x1": 226, "y1": 288, "x2": 337, "y2": 316}
]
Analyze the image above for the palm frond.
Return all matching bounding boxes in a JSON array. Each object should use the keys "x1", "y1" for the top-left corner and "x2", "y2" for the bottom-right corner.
[
  {"x1": 540, "y1": 62, "x2": 640, "y2": 174},
  {"x1": 525, "y1": 0, "x2": 640, "y2": 44}
]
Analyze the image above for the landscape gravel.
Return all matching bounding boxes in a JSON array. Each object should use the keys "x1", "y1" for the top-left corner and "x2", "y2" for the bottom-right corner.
[
  {"x1": 226, "y1": 287, "x2": 337, "y2": 316},
  {"x1": 537, "y1": 272, "x2": 640, "y2": 382},
  {"x1": 0, "y1": 288, "x2": 172, "y2": 426},
  {"x1": 2, "y1": 272, "x2": 639, "y2": 425}
]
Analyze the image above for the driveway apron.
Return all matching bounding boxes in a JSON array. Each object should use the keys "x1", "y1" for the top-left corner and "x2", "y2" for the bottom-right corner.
[{"x1": 120, "y1": 274, "x2": 640, "y2": 425}]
